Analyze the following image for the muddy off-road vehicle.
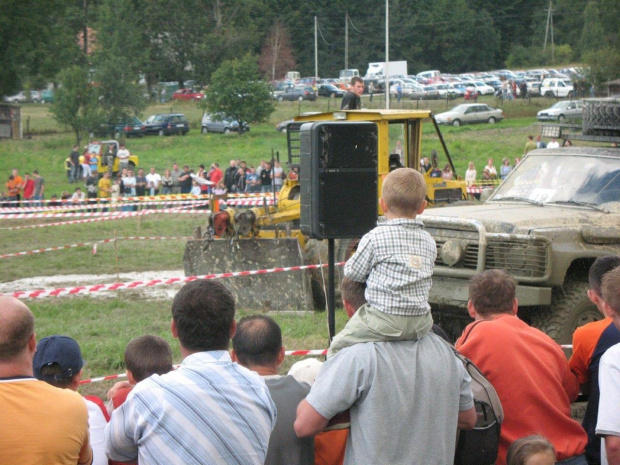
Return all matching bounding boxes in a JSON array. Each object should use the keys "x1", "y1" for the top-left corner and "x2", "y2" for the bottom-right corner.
[{"x1": 423, "y1": 144, "x2": 620, "y2": 343}]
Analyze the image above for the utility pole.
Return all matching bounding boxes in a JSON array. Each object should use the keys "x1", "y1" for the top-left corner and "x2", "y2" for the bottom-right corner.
[
  {"x1": 385, "y1": 0, "x2": 390, "y2": 109},
  {"x1": 315, "y1": 16, "x2": 318, "y2": 89},
  {"x1": 543, "y1": 1, "x2": 555, "y2": 63},
  {"x1": 345, "y1": 12, "x2": 349, "y2": 71}
]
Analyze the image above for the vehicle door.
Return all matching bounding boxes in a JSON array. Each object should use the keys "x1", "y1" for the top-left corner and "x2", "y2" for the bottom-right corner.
[
  {"x1": 557, "y1": 81, "x2": 566, "y2": 97},
  {"x1": 463, "y1": 106, "x2": 479, "y2": 123}
]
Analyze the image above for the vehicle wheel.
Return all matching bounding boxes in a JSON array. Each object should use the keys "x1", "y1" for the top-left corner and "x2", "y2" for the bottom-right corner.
[
  {"x1": 202, "y1": 127, "x2": 208, "y2": 134},
  {"x1": 558, "y1": 115, "x2": 566, "y2": 123},
  {"x1": 158, "y1": 129, "x2": 165, "y2": 136},
  {"x1": 487, "y1": 117, "x2": 496, "y2": 124},
  {"x1": 527, "y1": 279, "x2": 600, "y2": 344},
  {"x1": 224, "y1": 128, "x2": 231, "y2": 134},
  {"x1": 452, "y1": 119, "x2": 461, "y2": 127},
  {"x1": 305, "y1": 238, "x2": 359, "y2": 310},
  {"x1": 298, "y1": 96, "x2": 304, "y2": 102},
  {"x1": 277, "y1": 96, "x2": 284, "y2": 102}
]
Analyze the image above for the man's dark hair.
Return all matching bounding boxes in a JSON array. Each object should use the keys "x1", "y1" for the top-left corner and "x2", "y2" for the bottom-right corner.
[
  {"x1": 528, "y1": 135, "x2": 533, "y2": 140},
  {"x1": 351, "y1": 76, "x2": 363, "y2": 86},
  {"x1": 124, "y1": 335, "x2": 173, "y2": 382},
  {"x1": 589, "y1": 256, "x2": 620, "y2": 296},
  {"x1": 469, "y1": 270, "x2": 516, "y2": 315},
  {"x1": 40, "y1": 363, "x2": 73, "y2": 388},
  {"x1": 232, "y1": 315, "x2": 282, "y2": 367},
  {"x1": 171, "y1": 280, "x2": 235, "y2": 351},
  {"x1": 341, "y1": 278, "x2": 366, "y2": 311},
  {"x1": 601, "y1": 266, "x2": 620, "y2": 314}
]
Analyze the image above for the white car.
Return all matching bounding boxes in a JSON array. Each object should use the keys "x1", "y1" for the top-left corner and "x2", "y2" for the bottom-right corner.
[
  {"x1": 462, "y1": 81, "x2": 495, "y2": 96},
  {"x1": 3, "y1": 92, "x2": 27, "y2": 103},
  {"x1": 537, "y1": 100, "x2": 583, "y2": 122},
  {"x1": 435, "y1": 103, "x2": 504, "y2": 126},
  {"x1": 541, "y1": 78, "x2": 575, "y2": 98}
]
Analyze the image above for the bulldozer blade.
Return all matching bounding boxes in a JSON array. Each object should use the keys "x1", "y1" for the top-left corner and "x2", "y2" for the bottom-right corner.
[{"x1": 183, "y1": 238, "x2": 314, "y2": 311}]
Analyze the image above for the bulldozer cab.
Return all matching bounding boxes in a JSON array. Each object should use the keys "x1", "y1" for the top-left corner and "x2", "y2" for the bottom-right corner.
[{"x1": 292, "y1": 110, "x2": 466, "y2": 208}]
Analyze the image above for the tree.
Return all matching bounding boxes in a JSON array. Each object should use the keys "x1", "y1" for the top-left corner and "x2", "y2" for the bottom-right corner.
[
  {"x1": 50, "y1": 65, "x2": 103, "y2": 146},
  {"x1": 580, "y1": 1, "x2": 605, "y2": 56},
  {"x1": 206, "y1": 55, "x2": 274, "y2": 134},
  {"x1": 583, "y1": 47, "x2": 620, "y2": 92},
  {"x1": 258, "y1": 22, "x2": 296, "y2": 81},
  {"x1": 91, "y1": 0, "x2": 147, "y2": 122}
]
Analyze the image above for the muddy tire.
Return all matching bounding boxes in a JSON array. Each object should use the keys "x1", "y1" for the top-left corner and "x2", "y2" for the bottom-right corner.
[
  {"x1": 528, "y1": 279, "x2": 601, "y2": 344},
  {"x1": 583, "y1": 101, "x2": 620, "y2": 137}
]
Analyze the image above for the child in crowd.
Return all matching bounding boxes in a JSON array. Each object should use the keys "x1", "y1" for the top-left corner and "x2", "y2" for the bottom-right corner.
[
  {"x1": 190, "y1": 179, "x2": 201, "y2": 196},
  {"x1": 107, "y1": 335, "x2": 173, "y2": 413},
  {"x1": 500, "y1": 157, "x2": 512, "y2": 179},
  {"x1": 506, "y1": 435, "x2": 556, "y2": 465},
  {"x1": 327, "y1": 168, "x2": 436, "y2": 356}
]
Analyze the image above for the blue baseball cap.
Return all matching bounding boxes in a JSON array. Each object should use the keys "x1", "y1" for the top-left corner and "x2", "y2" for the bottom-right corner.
[{"x1": 33, "y1": 335, "x2": 84, "y2": 381}]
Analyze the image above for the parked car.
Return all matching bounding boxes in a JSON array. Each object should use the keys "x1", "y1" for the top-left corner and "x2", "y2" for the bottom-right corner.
[
  {"x1": 144, "y1": 113, "x2": 190, "y2": 136},
  {"x1": 463, "y1": 81, "x2": 496, "y2": 96},
  {"x1": 112, "y1": 117, "x2": 146, "y2": 137},
  {"x1": 276, "y1": 119, "x2": 294, "y2": 133},
  {"x1": 3, "y1": 92, "x2": 28, "y2": 103},
  {"x1": 435, "y1": 103, "x2": 504, "y2": 126},
  {"x1": 41, "y1": 89, "x2": 54, "y2": 103},
  {"x1": 201, "y1": 113, "x2": 250, "y2": 134},
  {"x1": 172, "y1": 88, "x2": 205, "y2": 101},
  {"x1": 541, "y1": 78, "x2": 575, "y2": 98},
  {"x1": 275, "y1": 85, "x2": 317, "y2": 102},
  {"x1": 317, "y1": 84, "x2": 344, "y2": 98},
  {"x1": 537, "y1": 100, "x2": 583, "y2": 122}
]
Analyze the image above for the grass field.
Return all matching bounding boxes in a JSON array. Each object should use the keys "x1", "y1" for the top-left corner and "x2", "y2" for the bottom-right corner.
[{"x1": 1, "y1": 95, "x2": 553, "y2": 398}]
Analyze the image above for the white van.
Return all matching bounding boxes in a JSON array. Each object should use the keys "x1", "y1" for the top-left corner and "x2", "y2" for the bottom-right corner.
[
  {"x1": 416, "y1": 70, "x2": 440, "y2": 83},
  {"x1": 540, "y1": 78, "x2": 575, "y2": 98},
  {"x1": 285, "y1": 71, "x2": 300, "y2": 82}
]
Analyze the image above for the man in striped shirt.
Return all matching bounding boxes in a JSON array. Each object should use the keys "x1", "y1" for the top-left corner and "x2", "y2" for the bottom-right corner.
[{"x1": 105, "y1": 280, "x2": 277, "y2": 465}]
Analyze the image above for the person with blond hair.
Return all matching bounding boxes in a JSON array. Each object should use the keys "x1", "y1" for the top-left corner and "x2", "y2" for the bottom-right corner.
[{"x1": 327, "y1": 167, "x2": 436, "y2": 356}]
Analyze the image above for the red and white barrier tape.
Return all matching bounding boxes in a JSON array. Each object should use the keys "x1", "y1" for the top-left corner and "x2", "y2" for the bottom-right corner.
[
  {"x1": 7, "y1": 192, "x2": 275, "y2": 206},
  {"x1": 225, "y1": 199, "x2": 276, "y2": 206},
  {"x1": 6, "y1": 262, "x2": 345, "y2": 299},
  {"x1": 0, "y1": 199, "x2": 212, "y2": 214},
  {"x1": 0, "y1": 208, "x2": 208, "y2": 219},
  {"x1": 78, "y1": 345, "x2": 572, "y2": 384},
  {"x1": 0, "y1": 236, "x2": 193, "y2": 259},
  {"x1": 0, "y1": 211, "x2": 159, "y2": 230}
]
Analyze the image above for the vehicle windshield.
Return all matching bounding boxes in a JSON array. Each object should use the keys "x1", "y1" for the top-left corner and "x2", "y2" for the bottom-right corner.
[
  {"x1": 490, "y1": 154, "x2": 620, "y2": 211},
  {"x1": 550, "y1": 101, "x2": 569, "y2": 109}
]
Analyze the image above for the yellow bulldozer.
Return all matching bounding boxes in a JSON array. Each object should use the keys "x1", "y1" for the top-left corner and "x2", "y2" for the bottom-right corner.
[{"x1": 183, "y1": 109, "x2": 467, "y2": 310}]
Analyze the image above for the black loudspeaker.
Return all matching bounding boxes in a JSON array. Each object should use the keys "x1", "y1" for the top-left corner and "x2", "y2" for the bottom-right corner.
[{"x1": 300, "y1": 121, "x2": 378, "y2": 239}]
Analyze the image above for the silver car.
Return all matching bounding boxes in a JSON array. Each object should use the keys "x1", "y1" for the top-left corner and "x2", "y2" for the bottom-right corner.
[
  {"x1": 537, "y1": 100, "x2": 583, "y2": 122},
  {"x1": 435, "y1": 104, "x2": 504, "y2": 126}
]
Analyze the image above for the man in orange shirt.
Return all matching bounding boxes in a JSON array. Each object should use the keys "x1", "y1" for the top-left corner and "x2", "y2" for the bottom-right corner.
[
  {"x1": 11, "y1": 168, "x2": 23, "y2": 202},
  {"x1": 456, "y1": 270, "x2": 587, "y2": 465},
  {"x1": 570, "y1": 256, "x2": 620, "y2": 465}
]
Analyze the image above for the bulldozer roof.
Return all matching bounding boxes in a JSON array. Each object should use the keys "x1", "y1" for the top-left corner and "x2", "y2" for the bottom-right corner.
[{"x1": 294, "y1": 109, "x2": 432, "y2": 123}]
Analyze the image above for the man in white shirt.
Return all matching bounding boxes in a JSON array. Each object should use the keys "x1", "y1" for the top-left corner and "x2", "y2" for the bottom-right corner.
[
  {"x1": 547, "y1": 138, "x2": 561, "y2": 149},
  {"x1": 145, "y1": 167, "x2": 161, "y2": 196},
  {"x1": 71, "y1": 187, "x2": 86, "y2": 203},
  {"x1": 273, "y1": 161, "x2": 284, "y2": 189},
  {"x1": 116, "y1": 144, "x2": 130, "y2": 171}
]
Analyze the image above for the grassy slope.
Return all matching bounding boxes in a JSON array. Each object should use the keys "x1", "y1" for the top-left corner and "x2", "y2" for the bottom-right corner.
[{"x1": 1, "y1": 95, "x2": 553, "y2": 397}]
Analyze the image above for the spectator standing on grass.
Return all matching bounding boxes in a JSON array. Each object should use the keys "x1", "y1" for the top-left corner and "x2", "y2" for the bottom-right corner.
[
  {"x1": 232, "y1": 315, "x2": 315, "y2": 465},
  {"x1": 98, "y1": 172, "x2": 112, "y2": 213},
  {"x1": 65, "y1": 157, "x2": 72, "y2": 182},
  {"x1": 145, "y1": 167, "x2": 161, "y2": 196},
  {"x1": 33, "y1": 335, "x2": 109, "y2": 465},
  {"x1": 273, "y1": 161, "x2": 284, "y2": 190},
  {"x1": 569, "y1": 256, "x2": 620, "y2": 465},
  {"x1": 341, "y1": 77, "x2": 364, "y2": 110},
  {"x1": 455, "y1": 270, "x2": 588, "y2": 465},
  {"x1": 134, "y1": 168, "x2": 147, "y2": 197},
  {"x1": 5, "y1": 174, "x2": 19, "y2": 202},
  {"x1": 81, "y1": 151, "x2": 91, "y2": 181},
  {"x1": 500, "y1": 158, "x2": 512, "y2": 179},
  {"x1": 69, "y1": 144, "x2": 80, "y2": 183},
  {"x1": 295, "y1": 276, "x2": 476, "y2": 464},
  {"x1": 547, "y1": 138, "x2": 560, "y2": 149},
  {"x1": 224, "y1": 160, "x2": 238, "y2": 192},
  {"x1": 261, "y1": 162, "x2": 272, "y2": 193},
  {"x1": 160, "y1": 169, "x2": 173, "y2": 195},
  {"x1": 465, "y1": 162, "x2": 477, "y2": 186},
  {"x1": 32, "y1": 170, "x2": 45, "y2": 206},
  {"x1": 368, "y1": 81, "x2": 375, "y2": 102},
  {"x1": 116, "y1": 144, "x2": 130, "y2": 172},
  {"x1": 21, "y1": 172, "x2": 34, "y2": 203},
  {"x1": 483, "y1": 158, "x2": 497, "y2": 180},
  {"x1": 85, "y1": 173, "x2": 98, "y2": 211},
  {"x1": 105, "y1": 279, "x2": 277, "y2": 465},
  {"x1": 179, "y1": 165, "x2": 192, "y2": 194},
  {"x1": 71, "y1": 187, "x2": 85, "y2": 204},
  {"x1": 0, "y1": 297, "x2": 93, "y2": 465},
  {"x1": 170, "y1": 163, "x2": 182, "y2": 194},
  {"x1": 536, "y1": 135, "x2": 547, "y2": 149},
  {"x1": 524, "y1": 135, "x2": 537, "y2": 155},
  {"x1": 596, "y1": 266, "x2": 620, "y2": 465},
  {"x1": 90, "y1": 153, "x2": 98, "y2": 177},
  {"x1": 210, "y1": 163, "x2": 224, "y2": 187}
]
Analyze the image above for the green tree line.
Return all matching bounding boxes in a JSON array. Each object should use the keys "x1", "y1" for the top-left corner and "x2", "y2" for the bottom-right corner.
[{"x1": 2, "y1": 0, "x2": 619, "y2": 97}]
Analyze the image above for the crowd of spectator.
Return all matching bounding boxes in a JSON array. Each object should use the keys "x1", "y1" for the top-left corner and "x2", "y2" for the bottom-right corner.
[{"x1": 3, "y1": 165, "x2": 619, "y2": 465}]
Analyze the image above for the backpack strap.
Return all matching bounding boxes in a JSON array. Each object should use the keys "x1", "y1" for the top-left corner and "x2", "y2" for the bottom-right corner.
[
  {"x1": 458, "y1": 319, "x2": 487, "y2": 346},
  {"x1": 84, "y1": 395, "x2": 110, "y2": 422}
]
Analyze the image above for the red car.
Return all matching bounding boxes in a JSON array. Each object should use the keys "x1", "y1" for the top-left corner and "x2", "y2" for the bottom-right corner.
[{"x1": 172, "y1": 88, "x2": 205, "y2": 101}]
